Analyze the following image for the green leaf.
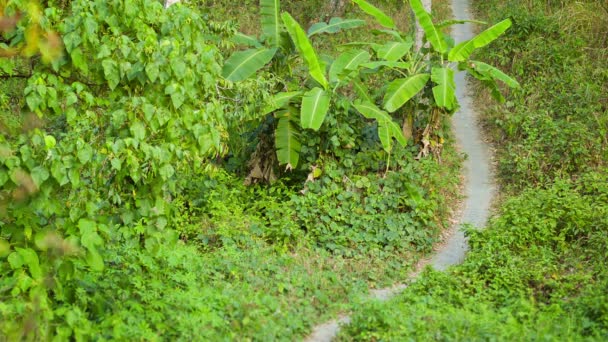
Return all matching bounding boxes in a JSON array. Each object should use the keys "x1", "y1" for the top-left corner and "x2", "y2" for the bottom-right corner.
[
  {"x1": 86, "y1": 248, "x2": 104, "y2": 272},
  {"x1": 260, "y1": 0, "x2": 281, "y2": 46},
  {"x1": 8, "y1": 252, "x2": 23, "y2": 269},
  {"x1": 471, "y1": 60, "x2": 520, "y2": 88},
  {"x1": 70, "y1": 47, "x2": 88, "y2": 73},
  {"x1": 16, "y1": 248, "x2": 42, "y2": 279},
  {"x1": 77, "y1": 142, "x2": 93, "y2": 164},
  {"x1": 130, "y1": 121, "x2": 146, "y2": 141},
  {"x1": 159, "y1": 164, "x2": 175, "y2": 180},
  {"x1": 436, "y1": 19, "x2": 487, "y2": 30},
  {"x1": 307, "y1": 17, "x2": 366, "y2": 37},
  {"x1": 44, "y1": 135, "x2": 56, "y2": 149},
  {"x1": 448, "y1": 19, "x2": 512, "y2": 62},
  {"x1": 30, "y1": 166, "x2": 49, "y2": 188},
  {"x1": 329, "y1": 49, "x2": 370, "y2": 83},
  {"x1": 145, "y1": 62, "x2": 160, "y2": 82},
  {"x1": 353, "y1": 101, "x2": 406, "y2": 152},
  {"x1": 352, "y1": 0, "x2": 395, "y2": 29},
  {"x1": 353, "y1": 100, "x2": 391, "y2": 122},
  {"x1": 101, "y1": 59, "x2": 120, "y2": 90},
  {"x1": 263, "y1": 91, "x2": 302, "y2": 114},
  {"x1": 275, "y1": 112, "x2": 301, "y2": 168},
  {"x1": 373, "y1": 41, "x2": 413, "y2": 61},
  {"x1": 232, "y1": 32, "x2": 262, "y2": 48},
  {"x1": 301, "y1": 87, "x2": 331, "y2": 130},
  {"x1": 383, "y1": 74, "x2": 430, "y2": 113},
  {"x1": 352, "y1": 80, "x2": 373, "y2": 103},
  {"x1": 222, "y1": 48, "x2": 278, "y2": 82},
  {"x1": 282, "y1": 12, "x2": 328, "y2": 89},
  {"x1": 431, "y1": 67, "x2": 457, "y2": 110},
  {"x1": 410, "y1": 0, "x2": 447, "y2": 53}
]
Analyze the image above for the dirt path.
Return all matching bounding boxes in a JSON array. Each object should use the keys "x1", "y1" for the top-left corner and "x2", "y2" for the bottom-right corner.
[{"x1": 304, "y1": 0, "x2": 495, "y2": 340}]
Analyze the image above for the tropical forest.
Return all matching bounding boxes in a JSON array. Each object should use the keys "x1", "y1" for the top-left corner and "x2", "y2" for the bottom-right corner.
[{"x1": 0, "y1": 0, "x2": 606, "y2": 340}]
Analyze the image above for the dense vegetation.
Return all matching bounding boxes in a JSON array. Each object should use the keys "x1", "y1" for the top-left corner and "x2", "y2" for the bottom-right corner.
[
  {"x1": 340, "y1": 0, "x2": 608, "y2": 340},
  {"x1": 1, "y1": 0, "x2": 473, "y2": 339}
]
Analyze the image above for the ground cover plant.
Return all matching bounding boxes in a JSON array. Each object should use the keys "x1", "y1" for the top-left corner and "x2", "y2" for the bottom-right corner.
[
  {"x1": 0, "y1": 0, "x2": 467, "y2": 339},
  {"x1": 339, "y1": 0, "x2": 608, "y2": 340}
]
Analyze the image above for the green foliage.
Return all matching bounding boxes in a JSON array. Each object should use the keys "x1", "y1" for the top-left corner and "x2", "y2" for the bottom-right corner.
[
  {"x1": 475, "y1": 0, "x2": 607, "y2": 190},
  {"x1": 340, "y1": 173, "x2": 608, "y2": 340}
]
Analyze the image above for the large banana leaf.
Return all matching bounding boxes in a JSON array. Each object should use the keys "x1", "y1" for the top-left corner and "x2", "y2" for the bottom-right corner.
[
  {"x1": 373, "y1": 41, "x2": 413, "y2": 61},
  {"x1": 307, "y1": 17, "x2": 366, "y2": 37},
  {"x1": 431, "y1": 67, "x2": 457, "y2": 110},
  {"x1": 471, "y1": 61, "x2": 520, "y2": 88},
  {"x1": 383, "y1": 74, "x2": 430, "y2": 113},
  {"x1": 260, "y1": 0, "x2": 281, "y2": 46},
  {"x1": 232, "y1": 32, "x2": 262, "y2": 48},
  {"x1": 352, "y1": 80, "x2": 373, "y2": 103},
  {"x1": 329, "y1": 49, "x2": 370, "y2": 83},
  {"x1": 301, "y1": 87, "x2": 331, "y2": 130},
  {"x1": 410, "y1": 0, "x2": 447, "y2": 53},
  {"x1": 352, "y1": 0, "x2": 395, "y2": 29},
  {"x1": 448, "y1": 19, "x2": 512, "y2": 62},
  {"x1": 353, "y1": 101, "x2": 406, "y2": 152},
  {"x1": 282, "y1": 12, "x2": 328, "y2": 89},
  {"x1": 263, "y1": 91, "x2": 302, "y2": 115},
  {"x1": 275, "y1": 111, "x2": 301, "y2": 168},
  {"x1": 221, "y1": 48, "x2": 277, "y2": 81}
]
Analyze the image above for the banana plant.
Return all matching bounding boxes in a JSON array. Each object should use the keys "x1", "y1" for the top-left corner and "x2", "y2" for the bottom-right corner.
[
  {"x1": 221, "y1": 0, "x2": 369, "y2": 170},
  {"x1": 347, "y1": 0, "x2": 520, "y2": 157}
]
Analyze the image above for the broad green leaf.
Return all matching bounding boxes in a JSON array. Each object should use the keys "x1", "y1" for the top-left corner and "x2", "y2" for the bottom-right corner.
[
  {"x1": 360, "y1": 61, "x2": 411, "y2": 69},
  {"x1": 16, "y1": 248, "x2": 42, "y2": 279},
  {"x1": 471, "y1": 60, "x2": 520, "y2": 88},
  {"x1": 275, "y1": 113, "x2": 301, "y2": 168},
  {"x1": 101, "y1": 59, "x2": 119, "y2": 90},
  {"x1": 383, "y1": 74, "x2": 430, "y2": 113},
  {"x1": 159, "y1": 164, "x2": 175, "y2": 180},
  {"x1": 352, "y1": 80, "x2": 373, "y2": 103},
  {"x1": 353, "y1": 100, "x2": 391, "y2": 121},
  {"x1": 232, "y1": 32, "x2": 262, "y2": 48},
  {"x1": 261, "y1": 0, "x2": 281, "y2": 46},
  {"x1": 373, "y1": 41, "x2": 413, "y2": 61},
  {"x1": 431, "y1": 67, "x2": 457, "y2": 110},
  {"x1": 307, "y1": 17, "x2": 366, "y2": 37},
  {"x1": 329, "y1": 50, "x2": 370, "y2": 83},
  {"x1": 352, "y1": 0, "x2": 395, "y2": 29},
  {"x1": 448, "y1": 19, "x2": 512, "y2": 62},
  {"x1": 301, "y1": 87, "x2": 330, "y2": 130},
  {"x1": 282, "y1": 12, "x2": 328, "y2": 89},
  {"x1": 410, "y1": 0, "x2": 447, "y2": 53},
  {"x1": 221, "y1": 48, "x2": 277, "y2": 82},
  {"x1": 354, "y1": 101, "x2": 406, "y2": 152},
  {"x1": 70, "y1": 47, "x2": 87, "y2": 73},
  {"x1": 130, "y1": 121, "x2": 146, "y2": 141},
  {"x1": 86, "y1": 248, "x2": 104, "y2": 271},
  {"x1": 263, "y1": 91, "x2": 302, "y2": 114},
  {"x1": 77, "y1": 142, "x2": 93, "y2": 163},
  {"x1": 472, "y1": 19, "x2": 512, "y2": 49},
  {"x1": 30, "y1": 166, "x2": 49, "y2": 188},
  {"x1": 389, "y1": 119, "x2": 407, "y2": 147}
]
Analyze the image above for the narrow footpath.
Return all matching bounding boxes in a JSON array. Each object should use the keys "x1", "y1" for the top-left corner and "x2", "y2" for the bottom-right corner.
[{"x1": 305, "y1": 0, "x2": 496, "y2": 340}]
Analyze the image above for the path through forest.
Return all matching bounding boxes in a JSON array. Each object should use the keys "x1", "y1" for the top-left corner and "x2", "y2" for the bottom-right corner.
[{"x1": 304, "y1": 0, "x2": 496, "y2": 340}]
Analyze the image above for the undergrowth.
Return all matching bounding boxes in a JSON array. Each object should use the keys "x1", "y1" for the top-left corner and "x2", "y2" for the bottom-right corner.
[{"x1": 338, "y1": 0, "x2": 608, "y2": 340}]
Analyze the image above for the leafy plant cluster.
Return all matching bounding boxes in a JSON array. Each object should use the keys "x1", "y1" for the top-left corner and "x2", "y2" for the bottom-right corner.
[
  {"x1": 340, "y1": 172, "x2": 608, "y2": 341},
  {"x1": 475, "y1": 0, "x2": 607, "y2": 191},
  {"x1": 1, "y1": 0, "x2": 271, "y2": 337},
  {"x1": 338, "y1": 0, "x2": 608, "y2": 339},
  {"x1": 221, "y1": 0, "x2": 519, "y2": 173}
]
